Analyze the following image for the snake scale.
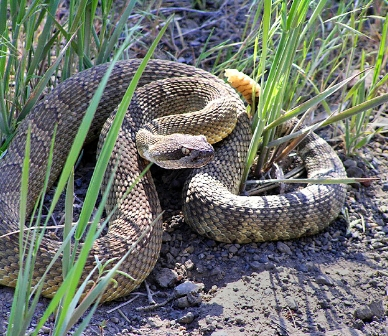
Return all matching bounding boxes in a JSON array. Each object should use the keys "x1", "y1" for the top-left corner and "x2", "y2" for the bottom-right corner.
[{"x1": 0, "y1": 59, "x2": 347, "y2": 302}]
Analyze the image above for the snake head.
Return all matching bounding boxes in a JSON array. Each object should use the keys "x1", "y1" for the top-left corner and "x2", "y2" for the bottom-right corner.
[{"x1": 137, "y1": 133, "x2": 215, "y2": 169}]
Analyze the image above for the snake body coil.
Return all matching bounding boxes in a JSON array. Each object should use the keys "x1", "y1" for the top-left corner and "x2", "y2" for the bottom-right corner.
[{"x1": 0, "y1": 60, "x2": 347, "y2": 302}]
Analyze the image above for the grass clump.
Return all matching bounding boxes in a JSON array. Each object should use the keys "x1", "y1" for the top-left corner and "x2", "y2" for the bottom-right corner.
[
  {"x1": 200, "y1": 0, "x2": 388, "y2": 184},
  {"x1": 0, "y1": 0, "x2": 168, "y2": 334}
]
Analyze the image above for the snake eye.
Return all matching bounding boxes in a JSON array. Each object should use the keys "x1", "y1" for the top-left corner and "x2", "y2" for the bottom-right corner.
[{"x1": 182, "y1": 147, "x2": 191, "y2": 156}]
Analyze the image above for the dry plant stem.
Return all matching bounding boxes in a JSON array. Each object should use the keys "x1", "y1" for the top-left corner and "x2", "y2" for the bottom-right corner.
[
  {"x1": 135, "y1": 295, "x2": 175, "y2": 312},
  {"x1": 106, "y1": 294, "x2": 141, "y2": 314},
  {"x1": 247, "y1": 165, "x2": 305, "y2": 196},
  {"x1": 144, "y1": 280, "x2": 157, "y2": 305},
  {"x1": 117, "y1": 309, "x2": 131, "y2": 324}
]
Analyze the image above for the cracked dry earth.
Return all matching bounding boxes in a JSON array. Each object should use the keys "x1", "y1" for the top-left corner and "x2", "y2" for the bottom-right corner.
[{"x1": 0, "y1": 134, "x2": 387, "y2": 336}]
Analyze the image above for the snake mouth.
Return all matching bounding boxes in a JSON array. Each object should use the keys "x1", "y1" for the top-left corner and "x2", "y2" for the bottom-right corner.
[
  {"x1": 185, "y1": 147, "x2": 215, "y2": 168},
  {"x1": 152, "y1": 144, "x2": 215, "y2": 169}
]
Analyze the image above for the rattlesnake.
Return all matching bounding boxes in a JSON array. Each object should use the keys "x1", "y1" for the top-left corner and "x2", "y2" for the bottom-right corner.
[{"x1": 0, "y1": 59, "x2": 347, "y2": 302}]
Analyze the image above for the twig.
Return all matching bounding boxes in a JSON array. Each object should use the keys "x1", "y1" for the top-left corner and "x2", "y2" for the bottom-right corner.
[
  {"x1": 106, "y1": 294, "x2": 141, "y2": 314},
  {"x1": 135, "y1": 295, "x2": 175, "y2": 312},
  {"x1": 144, "y1": 280, "x2": 156, "y2": 305}
]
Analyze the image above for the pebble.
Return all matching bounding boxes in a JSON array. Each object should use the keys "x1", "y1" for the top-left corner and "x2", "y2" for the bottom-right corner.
[
  {"x1": 343, "y1": 159, "x2": 357, "y2": 168},
  {"x1": 285, "y1": 296, "x2": 298, "y2": 310},
  {"x1": 263, "y1": 288, "x2": 273, "y2": 295},
  {"x1": 39, "y1": 327, "x2": 51, "y2": 334},
  {"x1": 177, "y1": 312, "x2": 195, "y2": 324},
  {"x1": 253, "y1": 254, "x2": 269, "y2": 263},
  {"x1": 210, "y1": 267, "x2": 223, "y2": 278},
  {"x1": 354, "y1": 305, "x2": 374, "y2": 321},
  {"x1": 250, "y1": 261, "x2": 263, "y2": 270},
  {"x1": 346, "y1": 166, "x2": 364, "y2": 178},
  {"x1": 211, "y1": 331, "x2": 229, "y2": 336},
  {"x1": 154, "y1": 268, "x2": 179, "y2": 288},
  {"x1": 147, "y1": 317, "x2": 163, "y2": 328},
  {"x1": 174, "y1": 281, "x2": 203, "y2": 297},
  {"x1": 318, "y1": 299, "x2": 330, "y2": 309},
  {"x1": 369, "y1": 300, "x2": 385, "y2": 318},
  {"x1": 162, "y1": 232, "x2": 172, "y2": 242},
  {"x1": 343, "y1": 300, "x2": 353, "y2": 307},
  {"x1": 264, "y1": 262, "x2": 276, "y2": 271},
  {"x1": 187, "y1": 291, "x2": 202, "y2": 306},
  {"x1": 111, "y1": 317, "x2": 119, "y2": 324},
  {"x1": 184, "y1": 259, "x2": 194, "y2": 270},
  {"x1": 315, "y1": 274, "x2": 335, "y2": 286},
  {"x1": 174, "y1": 296, "x2": 190, "y2": 308},
  {"x1": 234, "y1": 315, "x2": 245, "y2": 324},
  {"x1": 228, "y1": 245, "x2": 239, "y2": 254},
  {"x1": 185, "y1": 245, "x2": 195, "y2": 254},
  {"x1": 277, "y1": 241, "x2": 292, "y2": 255}
]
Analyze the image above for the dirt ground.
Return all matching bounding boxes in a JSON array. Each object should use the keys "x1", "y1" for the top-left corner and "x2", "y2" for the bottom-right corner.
[{"x1": 0, "y1": 1, "x2": 387, "y2": 335}]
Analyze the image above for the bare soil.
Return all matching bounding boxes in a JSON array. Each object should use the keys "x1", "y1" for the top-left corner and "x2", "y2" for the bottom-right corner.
[{"x1": 1, "y1": 1, "x2": 387, "y2": 335}]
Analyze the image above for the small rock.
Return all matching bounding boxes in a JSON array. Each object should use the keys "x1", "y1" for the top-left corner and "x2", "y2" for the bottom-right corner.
[
  {"x1": 205, "y1": 315, "x2": 216, "y2": 325},
  {"x1": 177, "y1": 312, "x2": 195, "y2": 324},
  {"x1": 162, "y1": 232, "x2": 172, "y2": 242},
  {"x1": 228, "y1": 245, "x2": 239, "y2": 254},
  {"x1": 111, "y1": 317, "x2": 119, "y2": 323},
  {"x1": 234, "y1": 315, "x2": 245, "y2": 324},
  {"x1": 267, "y1": 254, "x2": 280, "y2": 263},
  {"x1": 343, "y1": 300, "x2": 353, "y2": 307},
  {"x1": 210, "y1": 267, "x2": 223, "y2": 278},
  {"x1": 285, "y1": 296, "x2": 298, "y2": 310},
  {"x1": 169, "y1": 246, "x2": 180, "y2": 257},
  {"x1": 277, "y1": 242, "x2": 292, "y2": 255},
  {"x1": 206, "y1": 239, "x2": 216, "y2": 247},
  {"x1": 185, "y1": 245, "x2": 195, "y2": 254},
  {"x1": 154, "y1": 268, "x2": 178, "y2": 288},
  {"x1": 187, "y1": 291, "x2": 202, "y2": 306},
  {"x1": 250, "y1": 261, "x2": 264, "y2": 270},
  {"x1": 354, "y1": 305, "x2": 374, "y2": 321},
  {"x1": 184, "y1": 259, "x2": 194, "y2": 270},
  {"x1": 211, "y1": 331, "x2": 229, "y2": 336},
  {"x1": 343, "y1": 159, "x2": 357, "y2": 168},
  {"x1": 264, "y1": 262, "x2": 276, "y2": 271},
  {"x1": 264, "y1": 288, "x2": 273, "y2": 295},
  {"x1": 201, "y1": 324, "x2": 216, "y2": 332},
  {"x1": 369, "y1": 299, "x2": 385, "y2": 318},
  {"x1": 382, "y1": 183, "x2": 388, "y2": 192},
  {"x1": 253, "y1": 254, "x2": 269, "y2": 263},
  {"x1": 174, "y1": 281, "x2": 203, "y2": 297},
  {"x1": 352, "y1": 319, "x2": 365, "y2": 330},
  {"x1": 39, "y1": 327, "x2": 51, "y2": 334},
  {"x1": 315, "y1": 274, "x2": 335, "y2": 286},
  {"x1": 147, "y1": 317, "x2": 163, "y2": 328},
  {"x1": 346, "y1": 166, "x2": 364, "y2": 178},
  {"x1": 318, "y1": 299, "x2": 330, "y2": 309},
  {"x1": 174, "y1": 296, "x2": 190, "y2": 308}
]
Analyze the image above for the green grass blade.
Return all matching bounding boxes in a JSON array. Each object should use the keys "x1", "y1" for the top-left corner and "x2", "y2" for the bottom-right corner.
[
  {"x1": 6, "y1": 125, "x2": 31, "y2": 336},
  {"x1": 75, "y1": 15, "x2": 173, "y2": 239},
  {"x1": 264, "y1": 69, "x2": 369, "y2": 132},
  {"x1": 322, "y1": 93, "x2": 388, "y2": 127},
  {"x1": 34, "y1": 14, "x2": 173, "y2": 334},
  {"x1": 98, "y1": 0, "x2": 137, "y2": 64},
  {"x1": 18, "y1": 35, "x2": 75, "y2": 122}
]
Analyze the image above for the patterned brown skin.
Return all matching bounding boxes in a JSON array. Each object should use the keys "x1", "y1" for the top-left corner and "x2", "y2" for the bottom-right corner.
[{"x1": 0, "y1": 60, "x2": 346, "y2": 302}]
